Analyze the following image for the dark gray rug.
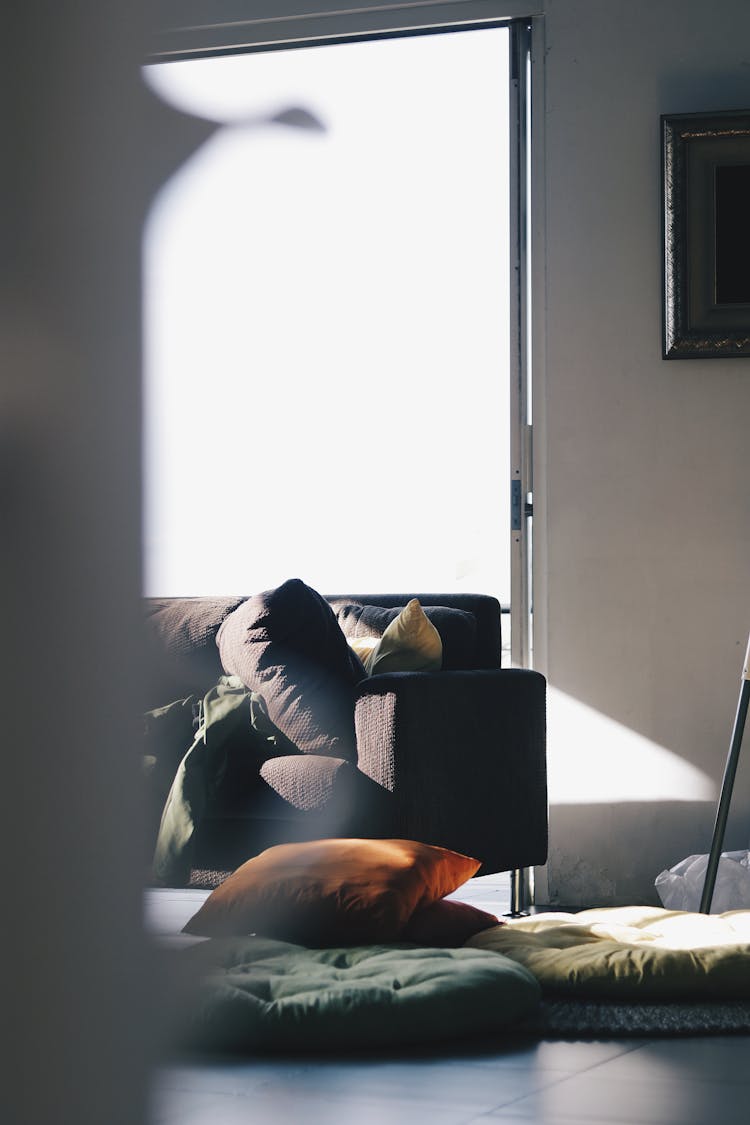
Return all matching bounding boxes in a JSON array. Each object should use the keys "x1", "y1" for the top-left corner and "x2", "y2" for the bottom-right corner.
[{"x1": 523, "y1": 997, "x2": 750, "y2": 1037}]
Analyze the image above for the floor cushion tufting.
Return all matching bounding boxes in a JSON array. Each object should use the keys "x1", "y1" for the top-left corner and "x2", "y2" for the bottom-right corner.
[
  {"x1": 171, "y1": 937, "x2": 541, "y2": 1051},
  {"x1": 466, "y1": 906, "x2": 750, "y2": 1000}
]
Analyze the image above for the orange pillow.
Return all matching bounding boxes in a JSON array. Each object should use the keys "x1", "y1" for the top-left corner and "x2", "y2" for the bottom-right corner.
[{"x1": 182, "y1": 838, "x2": 480, "y2": 945}]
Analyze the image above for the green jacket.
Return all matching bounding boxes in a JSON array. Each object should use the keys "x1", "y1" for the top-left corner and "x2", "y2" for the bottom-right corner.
[{"x1": 151, "y1": 676, "x2": 254, "y2": 886}]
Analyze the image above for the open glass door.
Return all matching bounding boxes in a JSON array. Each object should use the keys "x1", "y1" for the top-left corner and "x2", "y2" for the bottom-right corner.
[{"x1": 143, "y1": 24, "x2": 528, "y2": 670}]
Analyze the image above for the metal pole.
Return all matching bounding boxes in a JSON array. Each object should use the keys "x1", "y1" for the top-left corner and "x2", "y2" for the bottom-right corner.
[
  {"x1": 509, "y1": 19, "x2": 532, "y2": 673},
  {"x1": 508, "y1": 866, "x2": 534, "y2": 916},
  {"x1": 699, "y1": 633, "x2": 750, "y2": 913}
]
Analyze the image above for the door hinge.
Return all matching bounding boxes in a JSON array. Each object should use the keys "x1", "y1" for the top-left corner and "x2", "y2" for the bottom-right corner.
[{"x1": 511, "y1": 478, "x2": 522, "y2": 531}]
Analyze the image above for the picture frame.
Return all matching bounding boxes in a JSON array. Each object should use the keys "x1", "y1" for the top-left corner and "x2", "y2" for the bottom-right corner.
[{"x1": 662, "y1": 109, "x2": 750, "y2": 359}]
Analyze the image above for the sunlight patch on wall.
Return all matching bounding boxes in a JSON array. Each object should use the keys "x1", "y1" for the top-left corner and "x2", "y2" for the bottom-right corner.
[{"x1": 546, "y1": 686, "x2": 715, "y2": 804}]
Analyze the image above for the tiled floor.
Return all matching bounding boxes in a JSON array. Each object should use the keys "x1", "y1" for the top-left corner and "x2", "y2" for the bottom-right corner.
[
  {"x1": 152, "y1": 1036, "x2": 750, "y2": 1125},
  {"x1": 149, "y1": 875, "x2": 750, "y2": 1125}
]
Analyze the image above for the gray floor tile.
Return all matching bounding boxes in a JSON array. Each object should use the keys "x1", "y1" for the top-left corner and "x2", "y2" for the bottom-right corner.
[
  {"x1": 250, "y1": 1059, "x2": 573, "y2": 1111},
  {"x1": 464, "y1": 1037, "x2": 648, "y2": 1073},
  {"x1": 582, "y1": 1034, "x2": 750, "y2": 1084},
  {"x1": 483, "y1": 1069, "x2": 750, "y2": 1124},
  {"x1": 153, "y1": 1035, "x2": 750, "y2": 1125},
  {"x1": 158, "y1": 1088, "x2": 486, "y2": 1124},
  {"x1": 149, "y1": 1087, "x2": 232, "y2": 1124},
  {"x1": 465, "y1": 1116, "x2": 640, "y2": 1125},
  {"x1": 154, "y1": 1061, "x2": 282, "y2": 1096}
]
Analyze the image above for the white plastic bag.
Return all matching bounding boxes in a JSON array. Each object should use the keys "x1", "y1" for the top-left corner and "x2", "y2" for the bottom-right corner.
[{"x1": 655, "y1": 851, "x2": 750, "y2": 913}]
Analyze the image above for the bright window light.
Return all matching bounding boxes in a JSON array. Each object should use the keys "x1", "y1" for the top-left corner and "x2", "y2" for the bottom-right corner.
[{"x1": 143, "y1": 28, "x2": 510, "y2": 597}]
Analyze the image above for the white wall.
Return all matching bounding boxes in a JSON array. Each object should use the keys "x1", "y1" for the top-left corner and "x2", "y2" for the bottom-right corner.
[
  {"x1": 148, "y1": 0, "x2": 750, "y2": 907},
  {"x1": 149, "y1": 0, "x2": 539, "y2": 55},
  {"x1": 1, "y1": 6, "x2": 213, "y2": 1122},
  {"x1": 539, "y1": 0, "x2": 750, "y2": 904},
  {"x1": 1, "y1": 6, "x2": 150, "y2": 1121}
]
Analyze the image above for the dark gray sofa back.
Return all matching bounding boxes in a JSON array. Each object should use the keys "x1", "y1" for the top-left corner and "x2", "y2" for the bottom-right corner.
[
  {"x1": 142, "y1": 591, "x2": 503, "y2": 711},
  {"x1": 326, "y1": 593, "x2": 502, "y2": 671}
]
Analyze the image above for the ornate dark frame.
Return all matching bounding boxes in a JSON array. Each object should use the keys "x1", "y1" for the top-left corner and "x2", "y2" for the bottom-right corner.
[{"x1": 662, "y1": 109, "x2": 750, "y2": 359}]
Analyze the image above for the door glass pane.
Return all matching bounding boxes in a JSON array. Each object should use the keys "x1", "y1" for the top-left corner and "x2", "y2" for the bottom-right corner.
[{"x1": 143, "y1": 27, "x2": 510, "y2": 598}]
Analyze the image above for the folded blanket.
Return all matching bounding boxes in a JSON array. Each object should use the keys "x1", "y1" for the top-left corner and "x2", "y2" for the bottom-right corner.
[{"x1": 152, "y1": 677, "x2": 259, "y2": 885}]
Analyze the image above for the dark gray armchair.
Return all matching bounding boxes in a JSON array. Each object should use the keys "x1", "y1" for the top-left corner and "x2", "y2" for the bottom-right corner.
[{"x1": 142, "y1": 590, "x2": 547, "y2": 912}]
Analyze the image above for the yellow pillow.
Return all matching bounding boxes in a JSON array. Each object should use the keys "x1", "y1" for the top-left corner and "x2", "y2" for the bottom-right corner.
[{"x1": 349, "y1": 599, "x2": 442, "y2": 675}]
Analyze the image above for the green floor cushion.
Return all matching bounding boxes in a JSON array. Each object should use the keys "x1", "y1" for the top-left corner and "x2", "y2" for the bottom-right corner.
[
  {"x1": 173, "y1": 936, "x2": 541, "y2": 1052},
  {"x1": 466, "y1": 906, "x2": 750, "y2": 1000}
]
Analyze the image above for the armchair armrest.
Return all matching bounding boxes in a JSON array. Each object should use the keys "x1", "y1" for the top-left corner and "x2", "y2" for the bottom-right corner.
[{"x1": 354, "y1": 669, "x2": 547, "y2": 874}]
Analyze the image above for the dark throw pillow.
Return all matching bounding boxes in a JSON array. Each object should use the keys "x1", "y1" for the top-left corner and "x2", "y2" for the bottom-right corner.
[
  {"x1": 402, "y1": 899, "x2": 502, "y2": 947},
  {"x1": 216, "y1": 579, "x2": 366, "y2": 761}
]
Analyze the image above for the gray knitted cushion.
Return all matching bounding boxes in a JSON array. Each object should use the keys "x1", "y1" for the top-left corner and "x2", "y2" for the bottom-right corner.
[
  {"x1": 217, "y1": 579, "x2": 365, "y2": 761},
  {"x1": 143, "y1": 596, "x2": 245, "y2": 708}
]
